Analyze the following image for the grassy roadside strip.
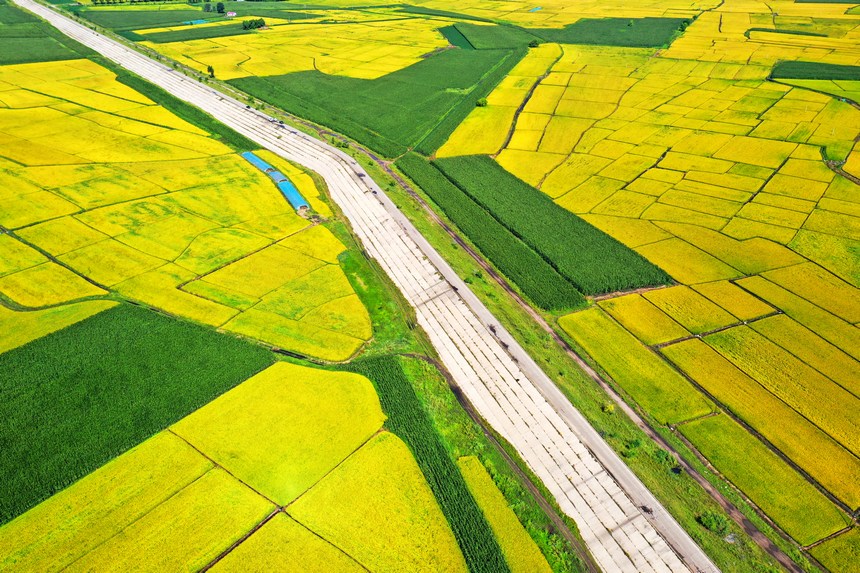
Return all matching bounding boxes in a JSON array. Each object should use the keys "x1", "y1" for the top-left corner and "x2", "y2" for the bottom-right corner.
[{"x1": 347, "y1": 148, "x2": 799, "y2": 573}]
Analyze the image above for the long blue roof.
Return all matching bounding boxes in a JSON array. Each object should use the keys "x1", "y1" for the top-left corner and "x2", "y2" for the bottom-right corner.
[{"x1": 241, "y1": 151, "x2": 310, "y2": 211}]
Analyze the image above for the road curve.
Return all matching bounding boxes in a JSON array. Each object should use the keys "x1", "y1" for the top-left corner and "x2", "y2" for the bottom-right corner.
[{"x1": 14, "y1": 2, "x2": 721, "y2": 571}]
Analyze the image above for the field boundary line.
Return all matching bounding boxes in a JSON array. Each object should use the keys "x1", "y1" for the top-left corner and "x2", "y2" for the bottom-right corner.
[
  {"x1": 60, "y1": 466, "x2": 216, "y2": 572},
  {"x1": 166, "y1": 428, "x2": 281, "y2": 506},
  {"x1": 197, "y1": 509, "x2": 281, "y2": 573},
  {"x1": 494, "y1": 42, "x2": 564, "y2": 156}
]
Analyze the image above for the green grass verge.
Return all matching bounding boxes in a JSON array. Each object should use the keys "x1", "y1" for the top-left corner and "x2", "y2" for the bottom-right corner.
[
  {"x1": 228, "y1": 47, "x2": 520, "y2": 158},
  {"x1": 396, "y1": 154, "x2": 585, "y2": 311},
  {"x1": 399, "y1": 356, "x2": 584, "y2": 573},
  {"x1": 346, "y1": 355, "x2": 511, "y2": 573},
  {"x1": 0, "y1": 303, "x2": 274, "y2": 525},
  {"x1": 432, "y1": 155, "x2": 671, "y2": 295},
  {"x1": 771, "y1": 61, "x2": 860, "y2": 80}
]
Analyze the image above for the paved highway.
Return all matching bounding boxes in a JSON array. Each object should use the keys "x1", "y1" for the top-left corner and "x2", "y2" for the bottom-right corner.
[{"x1": 14, "y1": 1, "x2": 720, "y2": 571}]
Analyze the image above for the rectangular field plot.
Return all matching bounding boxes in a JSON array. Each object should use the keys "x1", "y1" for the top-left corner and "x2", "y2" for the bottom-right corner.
[
  {"x1": 680, "y1": 415, "x2": 850, "y2": 546},
  {"x1": 457, "y1": 456, "x2": 552, "y2": 573},
  {"x1": 736, "y1": 276, "x2": 860, "y2": 361},
  {"x1": 559, "y1": 307, "x2": 712, "y2": 424},
  {"x1": 643, "y1": 285, "x2": 737, "y2": 334},
  {"x1": 750, "y1": 315, "x2": 860, "y2": 398},
  {"x1": 598, "y1": 293, "x2": 689, "y2": 345},
  {"x1": 691, "y1": 281, "x2": 774, "y2": 321},
  {"x1": 0, "y1": 262, "x2": 106, "y2": 307},
  {"x1": 705, "y1": 326, "x2": 860, "y2": 457},
  {"x1": 662, "y1": 339, "x2": 860, "y2": 508}
]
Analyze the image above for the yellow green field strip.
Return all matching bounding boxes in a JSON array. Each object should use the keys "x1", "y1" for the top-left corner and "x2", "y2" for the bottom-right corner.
[
  {"x1": 171, "y1": 362, "x2": 386, "y2": 505},
  {"x1": 662, "y1": 339, "x2": 860, "y2": 508},
  {"x1": 288, "y1": 432, "x2": 468, "y2": 572},
  {"x1": 457, "y1": 456, "x2": 552, "y2": 573},
  {"x1": 750, "y1": 315, "x2": 860, "y2": 399},
  {"x1": 691, "y1": 280, "x2": 774, "y2": 321},
  {"x1": 810, "y1": 527, "x2": 860, "y2": 573},
  {"x1": 654, "y1": 221, "x2": 802, "y2": 275},
  {"x1": 66, "y1": 468, "x2": 274, "y2": 572},
  {"x1": 210, "y1": 513, "x2": 366, "y2": 572},
  {"x1": 598, "y1": 293, "x2": 690, "y2": 345},
  {"x1": 644, "y1": 285, "x2": 737, "y2": 335},
  {"x1": 0, "y1": 433, "x2": 214, "y2": 572},
  {"x1": 680, "y1": 415, "x2": 851, "y2": 546},
  {"x1": 736, "y1": 275, "x2": 860, "y2": 361},
  {"x1": 0, "y1": 300, "x2": 117, "y2": 355},
  {"x1": 0, "y1": 262, "x2": 107, "y2": 307},
  {"x1": 763, "y1": 262, "x2": 860, "y2": 324},
  {"x1": 0, "y1": 235, "x2": 47, "y2": 277},
  {"x1": 558, "y1": 307, "x2": 713, "y2": 424},
  {"x1": 705, "y1": 326, "x2": 860, "y2": 457}
]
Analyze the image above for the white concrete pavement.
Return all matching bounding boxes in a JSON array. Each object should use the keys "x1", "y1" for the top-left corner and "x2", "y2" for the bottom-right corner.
[{"x1": 14, "y1": 2, "x2": 720, "y2": 571}]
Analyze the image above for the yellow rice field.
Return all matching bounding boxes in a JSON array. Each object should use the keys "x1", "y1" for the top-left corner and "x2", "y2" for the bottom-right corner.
[
  {"x1": 287, "y1": 431, "x2": 468, "y2": 573},
  {"x1": 0, "y1": 59, "x2": 371, "y2": 361}
]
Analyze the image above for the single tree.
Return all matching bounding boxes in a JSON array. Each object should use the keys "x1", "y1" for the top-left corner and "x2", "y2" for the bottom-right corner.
[
  {"x1": 203, "y1": 2, "x2": 212, "y2": 11},
  {"x1": 216, "y1": 2, "x2": 225, "y2": 13},
  {"x1": 207, "y1": 65, "x2": 215, "y2": 78}
]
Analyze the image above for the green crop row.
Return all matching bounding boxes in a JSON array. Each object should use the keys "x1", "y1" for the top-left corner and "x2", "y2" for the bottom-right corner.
[
  {"x1": 396, "y1": 154, "x2": 585, "y2": 311},
  {"x1": 454, "y1": 18, "x2": 689, "y2": 50},
  {"x1": 0, "y1": 304, "x2": 274, "y2": 526},
  {"x1": 347, "y1": 355, "x2": 511, "y2": 573},
  {"x1": 771, "y1": 61, "x2": 860, "y2": 80},
  {"x1": 433, "y1": 156, "x2": 671, "y2": 295}
]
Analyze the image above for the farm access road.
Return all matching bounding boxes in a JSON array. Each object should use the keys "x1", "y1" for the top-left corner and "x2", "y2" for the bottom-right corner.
[{"x1": 15, "y1": 1, "x2": 719, "y2": 571}]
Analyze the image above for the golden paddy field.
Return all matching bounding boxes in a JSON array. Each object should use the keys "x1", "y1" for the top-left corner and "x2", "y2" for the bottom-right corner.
[{"x1": 0, "y1": 59, "x2": 370, "y2": 362}]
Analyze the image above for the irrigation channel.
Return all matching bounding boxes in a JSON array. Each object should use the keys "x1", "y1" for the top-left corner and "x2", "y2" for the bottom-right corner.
[{"x1": 15, "y1": 1, "x2": 721, "y2": 571}]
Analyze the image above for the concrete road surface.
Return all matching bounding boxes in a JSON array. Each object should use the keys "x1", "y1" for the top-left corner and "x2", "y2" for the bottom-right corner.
[{"x1": 13, "y1": 1, "x2": 721, "y2": 571}]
